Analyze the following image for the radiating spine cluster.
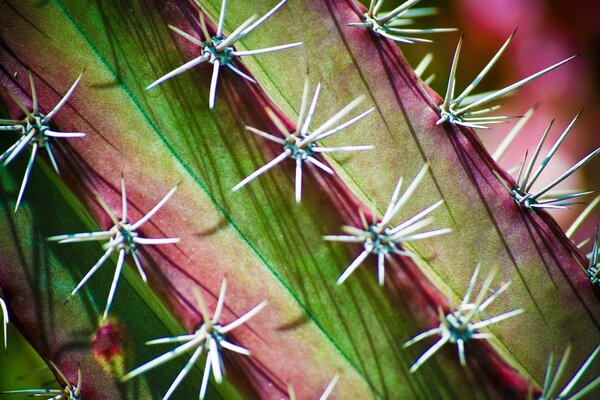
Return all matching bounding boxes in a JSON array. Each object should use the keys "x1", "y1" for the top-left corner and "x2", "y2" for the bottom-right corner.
[
  {"x1": 348, "y1": 0, "x2": 456, "y2": 43},
  {"x1": 0, "y1": 72, "x2": 85, "y2": 212},
  {"x1": 325, "y1": 164, "x2": 450, "y2": 285},
  {"x1": 233, "y1": 78, "x2": 374, "y2": 202},
  {"x1": 403, "y1": 265, "x2": 523, "y2": 372},
  {"x1": 48, "y1": 178, "x2": 179, "y2": 321},
  {"x1": 122, "y1": 278, "x2": 266, "y2": 400},
  {"x1": 147, "y1": 0, "x2": 301, "y2": 108}
]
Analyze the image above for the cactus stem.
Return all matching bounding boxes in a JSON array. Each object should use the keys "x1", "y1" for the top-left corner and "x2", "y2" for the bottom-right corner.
[
  {"x1": 0, "y1": 72, "x2": 85, "y2": 212},
  {"x1": 146, "y1": 0, "x2": 302, "y2": 109},
  {"x1": 47, "y1": 178, "x2": 179, "y2": 321},
  {"x1": 233, "y1": 80, "x2": 374, "y2": 202},
  {"x1": 403, "y1": 265, "x2": 523, "y2": 373},
  {"x1": 437, "y1": 32, "x2": 577, "y2": 129},
  {"x1": 325, "y1": 164, "x2": 450, "y2": 286},
  {"x1": 507, "y1": 112, "x2": 600, "y2": 210},
  {"x1": 348, "y1": 0, "x2": 456, "y2": 44},
  {"x1": 1, "y1": 360, "x2": 82, "y2": 399},
  {"x1": 540, "y1": 343, "x2": 600, "y2": 400},
  {"x1": 122, "y1": 278, "x2": 267, "y2": 400}
]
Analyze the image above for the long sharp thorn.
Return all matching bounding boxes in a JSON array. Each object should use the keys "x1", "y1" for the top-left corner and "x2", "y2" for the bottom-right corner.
[
  {"x1": 383, "y1": 176, "x2": 404, "y2": 222},
  {"x1": 493, "y1": 106, "x2": 536, "y2": 162},
  {"x1": 45, "y1": 141, "x2": 60, "y2": 174},
  {"x1": 199, "y1": 354, "x2": 212, "y2": 400},
  {"x1": 146, "y1": 55, "x2": 208, "y2": 91},
  {"x1": 310, "y1": 107, "x2": 375, "y2": 142},
  {"x1": 296, "y1": 77, "x2": 311, "y2": 134},
  {"x1": 532, "y1": 146, "x2": 600, "y2": 201},
  {"x1": 220, "y1": 340, "x2": 251, "y2": 355},
  {"x1": 461, "y1": 264, "x2": 480, "y2": 308},
  {"x1": 216, "y1": 0, "x2": 227, "y2": 38},
  {"x1": 295, "y1": 158, "x2": 302, "y2": 203},
  {"x1": 221, "y1": 301, "x2": 267, "y2": 334},
  {"x1": 381, "y1": 164, "x2": 429, "y2": 227},
  {"x1": 131, "y1": 251, "x2": 148, "y2": 283},
  {"x1": 241, "y1": 0, "x2": 287, "y2": 38},
  {"x1": 528, "y1": 112, "x2": 579, "y2": 190},
  {"x1": 377, "y1": 252, "x2": 385, "y2": 286},
  {"x1": 231, "y1": 151, "x2": 289, "y2": 192},
  {"x1": 168, "y1": 25, "x2": 204, "y2": 47},
  {"x1": 458, "y1": 55, "x2": 578, "y2": 116},
  {"x1": 306, "y1": 156, "x2": 334, "y2": 174},
  {"x1": 94, "y1": 192, "x2": 119, "y2": 225},
  {"x1": 103, "y1": 249, "x2": 126, "y2": 320},
  {"x1": 44, "y1": 130, "x2": 86, "y2": 138},
  {"x1": 547, "y1": 346, "x2": 572, "y2": 398},
  {"x1": 558, "y1": 343, "x2": 600, "y2": 398},
  {"x1": 1, "y1": 298, "x2": 8, "y2": 350},
  {"x1": 471, "y1": 308, "x2": 524, "y2": 330},
  {"x1": 522, "y1": 120, "x2": 554, "y2": 192},
  {"x1": 45, "y1": 72, "x2": 83, "y2": 122},
  {"x1": 163, "y1": 346, "x2": 204, "y2": 400},
  {"x1": 231, "y1": 43, "x2": 304, "y2": 57},
  {"x1": 199, "y1": 12, "x2": 213, "y2": 45},
  {"x1": 379, "y1": 0, "x2": 422, "y2": 25},
  {"x1": 70, "y1": 247, "x2": 114, "y2": 298},
  {"x1": 442, "y1": 34, "x2": 464, "y2": 111},
  {"x1": 131, "y1": 185, "x2": 177, "y2": 230},
  {"x1": 245, "y1": 126, "x2": 286, "y2": 145},
  {"x1": 213, "y1": 278, "x2": 228, "y2": 323},
  {"x1": 265, "y1": 107, "x2": 293, "y2": 139},
  {"x1": 15, "y1": 143, "x2": 38, "y2": 213},
  {"x1": 313, "y1": 145, "x2": 373, "y2": 152},
  {"x1": 319, "y1": 375, "x2": 340, "y2": 400},
  {"x1": 191, "y1": 286, "x2": 211, "y2": 323},
  {"x1": 225, "y1": 63, "x2": 257, "y2": 83},
  {"x1": 570, "y1": 376, "x2": 600, "y2": 400},
  {"x1": 309, "y1": 95, "x2": 365, "y2": 139},
  {"x1": 369, "y1": 0, "x2": 384, "y2": 15},
  {"x1": 337, "y1": 250, "x2": 370, "y2": 285},
  {"x1": 122, "y1": 336, "x2": 203, "y2": 381},
  {"x1": 542, "y1": 352, "x2": 555, "y2": 395},
  {"x1": 457, "y1": 339, "x2": 466, "y2": 366},
  {"x1": 414, "y1": 53, "x2": 433, "y2": 78},
  {"x1": 133, "y1": 237, "x2": 180, "y2": 245},
  {"x1": 120, "y1": 177, "x2": 128, "y2": 222},
  {"x1": 28, "y1": 72, "x2": 37, "y2": 115},
  {"x1": 209, "y1": 338, "x2": 223, "y2": 383},
  {"x1": 408, "y1": 334, "x2": 450, "y2": 373},
  {"x1": 209, "y1": 59, "x2": 221, "y2": 109},
  {"x1": 567, "y1": 195, "x2": 600, "y2": 238},
  {"x1": 216, "y1": 15, "x2": 258, "y2": 51},
  {"x1": 6, "y1": 90, "x2": 32, "y2": 118},
  {"x1": 390, "y1": 200, "x2": 444, "y2": 234},
  {"x1": 47, "y1": 231, "x2": 112, "y2": 243},
  {"x1": 376, "y1": 29, "x2": 415, "y2": 43},
  {"x1": 301, "y1": 83, "x2": 322, "y2": 135},
  {"x1": 453, "y1": 31, "x2": 515, "y2": 108},
  {"x1": 4, "y1": 131, "x2": 34, "y2": 166}
]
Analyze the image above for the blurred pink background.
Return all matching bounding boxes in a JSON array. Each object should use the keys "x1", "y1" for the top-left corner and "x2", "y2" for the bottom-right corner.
[{"x1": 400, "y1": 0, "x2": 600, "y2": 248}]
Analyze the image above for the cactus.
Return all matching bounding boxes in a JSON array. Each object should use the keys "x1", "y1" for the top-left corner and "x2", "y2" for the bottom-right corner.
[{"x1": 0, "y1": 0, "x2": 599, "y2": 399}]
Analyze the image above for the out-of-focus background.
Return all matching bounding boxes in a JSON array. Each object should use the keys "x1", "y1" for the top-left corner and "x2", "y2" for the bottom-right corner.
[
  {"x1": 1, "y1": 0, "x2": 599, "y2": 395},
  {"x1": 399, "y1": 0, "x2": 600, "y2": 246}
]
